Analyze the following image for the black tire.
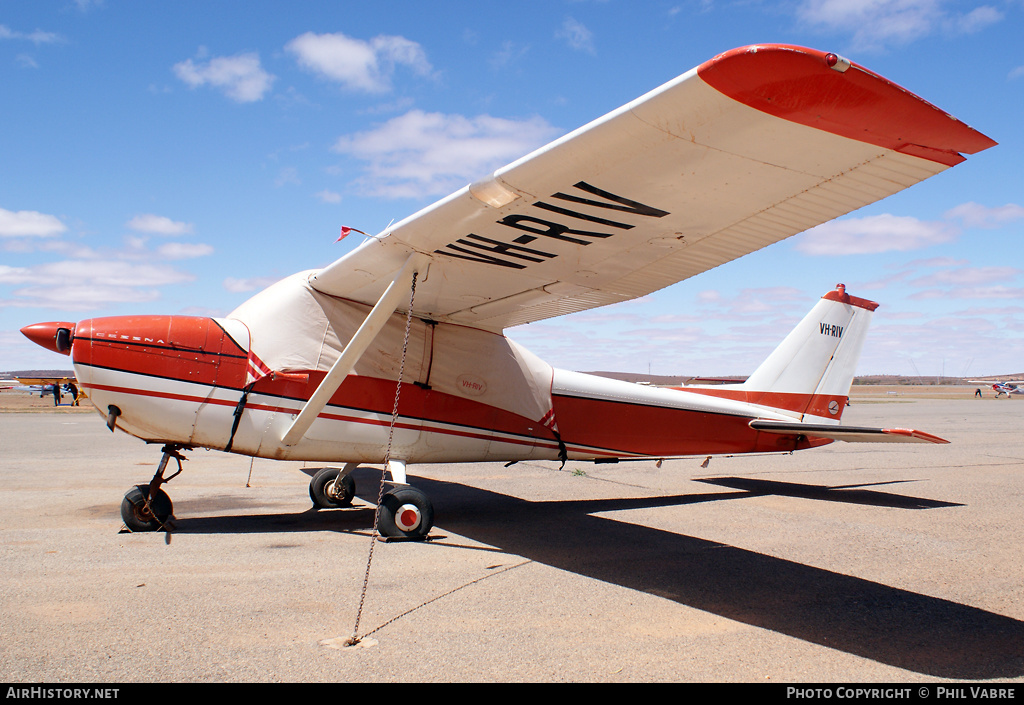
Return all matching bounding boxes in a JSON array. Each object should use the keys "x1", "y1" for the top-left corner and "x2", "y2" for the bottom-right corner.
[
  {"x1": 376, "y1": 486, "x2": 434, "y2": 539},
  {"x1": 309, "y1": 467, "x2": 355, "y2": 509},
  {"x1": 121, "y1": 485, "x2": 173, "y2": 532}
]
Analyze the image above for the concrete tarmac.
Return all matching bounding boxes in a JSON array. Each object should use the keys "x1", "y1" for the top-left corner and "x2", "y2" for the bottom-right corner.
[{"x1": 1, "y1": 388, "x2": 1022, "y2": 683}]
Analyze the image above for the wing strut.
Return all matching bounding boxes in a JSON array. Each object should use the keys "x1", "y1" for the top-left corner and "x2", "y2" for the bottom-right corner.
[{"x1": 281, "y1": 252, "x2": 428, "y2": 447}]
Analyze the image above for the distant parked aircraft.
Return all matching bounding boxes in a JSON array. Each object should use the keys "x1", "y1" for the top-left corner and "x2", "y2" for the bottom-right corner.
[{"x1": 970, "y1": 381, "x2": 1024, "y2": 398}]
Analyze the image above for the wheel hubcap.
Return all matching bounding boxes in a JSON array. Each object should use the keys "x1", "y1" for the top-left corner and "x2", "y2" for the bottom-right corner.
[{"x1": 395, "y1": 504, "x2": 421, "y2": 532}]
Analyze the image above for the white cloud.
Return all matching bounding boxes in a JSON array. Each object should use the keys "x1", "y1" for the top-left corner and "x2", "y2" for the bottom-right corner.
[
  {"x1": 1, "y1": 217, "x2": 216, "y2": 312},
  {"x1": 286, "y1": 32, "x2": 432, "y2": 93},
  {"x1": 794, "y1": 0, "x2": 937, "y2": 50},
  {"x1": 126, "y1": 214, "x2": 194, "y2": 235},
  {"x1": 332, "y1": 110, "x2": 560, "y2": 198},
  {"x1": 944, "y1": 202, "x2": 1024, "y2": 229},
  {"x1": 274, "y1": 167, "x2": 300, "y2": 187},
  {"x1": 949, "y1": 5, "x2": 1003, "y2": 34},
  {"x1": 799, "y1": 202, "x2": 1023, "y2": 257},
  {"x1": 951, "y1": 285, "x2": 1024, "y2": 299},
  {"x1": 72, "y1": 0, "x2": 105, "y2": 11},
  {"x1": 490, "y1": 41, "x2": 530, "y2": 70},
  {"x1": 910, "y1": 266, "x2": 1020, "y2": 288},
  {"x1": 0, "y1": 265, "x2": 33, "y2": 284},
  {"x1": 34, "y1": 259, "x2": 194, "y2": 287},
  {"x1": 314, "y1": 189, "x2": 342, "y2": 204},
  {"x1": 10, "y1": 284, "x2": 163, "y2": 309},
  {"x1": 795, "y1": 214, "x2": 956, "y2": 255},
  {"x1": 156, "y1": 242, "x2": 214, "y2": 259},
  {"x1": 0, "y1": 25, "x2": 62, "y2": 45},
  {"x1": 173, "y1": 51, "x2": 275, "y2": 103},
  {"x1": 794, "y1": 0, "x2": 998, "y2": 51},
  {"x1": 901, "y1": 256, "x2": 969, "y2": 268},
  {"x1": 508, "y1": 286, "x2": 813, "y2": 376},
  {"x1": 0, "y1": 208, "x2": 66, "y2": 237},
  {"x1": 557, "y1": 17, "x2": 596, "y2": 54},
  {"x1": 3, "y1": 258, "x2": 195, "y2": 310}
]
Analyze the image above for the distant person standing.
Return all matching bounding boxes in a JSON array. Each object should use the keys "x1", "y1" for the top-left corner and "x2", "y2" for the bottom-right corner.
[
  {"x1": 67, "y1": 382, "x2": 79, "y2": 406},
  {"x1": 51, "y1": 384, "x2": 60, "y2": 406},
  {"x1": 975, "y1": 388, "x2": 982, "y2": 398}
]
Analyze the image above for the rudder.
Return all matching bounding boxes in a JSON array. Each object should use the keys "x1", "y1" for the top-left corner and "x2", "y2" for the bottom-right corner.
[{"x1": 739, "y1": 284, "x2": 877, "y2": 422}]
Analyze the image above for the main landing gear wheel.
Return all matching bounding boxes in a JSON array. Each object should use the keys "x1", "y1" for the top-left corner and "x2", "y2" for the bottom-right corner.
[
  {"x1": 309, "y1": 467, "x2": 356, "y2": 509},
  {"x1": 376, "y1": 486, "x2": 434, "y2": 539},
  {"x1": 121, "y1": 484, "x2": 173, "y2": 532}
]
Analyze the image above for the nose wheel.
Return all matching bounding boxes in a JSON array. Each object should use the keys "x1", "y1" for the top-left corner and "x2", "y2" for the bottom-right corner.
[
  {"x1": 121, "y1": 485, "x2": 173, "y2": 532},
  {"x1": 120, "y1": 444, "x2": 185, "y2": 532},
  {"x1": 309, "y1": 467, "x2": 356, "y2": 508}
]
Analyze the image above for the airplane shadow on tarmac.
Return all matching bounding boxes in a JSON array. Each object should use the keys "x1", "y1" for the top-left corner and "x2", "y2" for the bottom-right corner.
[{"x1": 172, "y1": 468, "x2": 1022, "y2": 680}]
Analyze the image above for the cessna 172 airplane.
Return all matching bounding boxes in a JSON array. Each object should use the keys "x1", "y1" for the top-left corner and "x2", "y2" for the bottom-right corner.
[
  {"x1": 21, "y1": 45, "x2": 995, "y2": 537},
  {"x1": 971, "y1": 380, "x2": 1024, "y2": 398}
]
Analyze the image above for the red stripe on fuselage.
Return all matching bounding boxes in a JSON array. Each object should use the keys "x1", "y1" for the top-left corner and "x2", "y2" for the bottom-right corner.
[
  {"x1": 551, "y1": 393, "x2": 827, "y2": 457},
  {"x1": 73, "y1": 313, "x2": 825, "y2": 459},
  {"x1": 76, "y1": 353, "x2": 564, "y2": 451},
  {"x1": 83, "y1": 371, "x2": 821, "y2": 459},
  {"x1": 77, "y1": 374, "x2": 572, "y2": 455}
]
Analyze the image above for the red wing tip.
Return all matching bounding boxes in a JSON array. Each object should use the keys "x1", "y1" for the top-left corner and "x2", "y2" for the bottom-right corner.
[
  {"x1": 882, "y1": 428, "x2": 950, "y2": 444},
  {"x1": 697, "y1": 44, "x2": 996, "y2": 161}
]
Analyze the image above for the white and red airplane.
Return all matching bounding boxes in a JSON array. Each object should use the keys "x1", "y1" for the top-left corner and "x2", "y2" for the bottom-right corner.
[
  {"x1": 971, "y1": 380, "x2": 1024, "y2": 398},
  {"x1": 21, "y1": 45, "x2": 994, "y2": 538}
]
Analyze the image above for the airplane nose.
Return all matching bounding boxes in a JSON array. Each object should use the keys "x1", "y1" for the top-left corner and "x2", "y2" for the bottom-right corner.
[{"x1": 20, "y1": 321, "x2": 76, "y2": 355}]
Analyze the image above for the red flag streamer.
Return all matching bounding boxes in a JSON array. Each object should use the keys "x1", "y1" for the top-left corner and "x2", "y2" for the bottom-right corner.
[{"x1": 336, "y1": 226, "x2": 368, "y2": 242}]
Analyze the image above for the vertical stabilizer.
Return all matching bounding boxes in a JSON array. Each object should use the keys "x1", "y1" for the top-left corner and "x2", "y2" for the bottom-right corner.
[{"x1": 739, "y1": 284, "x2": 877, "y2": 422}]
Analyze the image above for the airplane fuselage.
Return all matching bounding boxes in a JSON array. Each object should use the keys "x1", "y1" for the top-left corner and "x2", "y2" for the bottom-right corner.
[{"x1": 67, "y1": 310, "x2": 828, "y2": 466}]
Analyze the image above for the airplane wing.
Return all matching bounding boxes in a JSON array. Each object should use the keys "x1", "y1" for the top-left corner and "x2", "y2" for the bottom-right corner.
[
  {"x1": 309, "y1": 44, "x2": 995, "y2": 332},
  {"x1": 15, "y1": 377, "x2": 76, "y2": 386}
]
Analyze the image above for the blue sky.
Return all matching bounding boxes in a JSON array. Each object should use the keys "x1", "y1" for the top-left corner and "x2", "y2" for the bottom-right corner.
[{"x1": 2, "y1": 0, "x2": 1022, "y2": 378}]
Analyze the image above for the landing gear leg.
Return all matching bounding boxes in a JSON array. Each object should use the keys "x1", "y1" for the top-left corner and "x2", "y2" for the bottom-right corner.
[{"x1": 120, "y1": 445, "x2": 186, "y2": 532}]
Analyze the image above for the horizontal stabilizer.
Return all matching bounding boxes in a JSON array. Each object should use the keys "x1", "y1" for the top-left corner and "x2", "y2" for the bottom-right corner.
[{"x1": 749, "y1": 419, "x2": 948, "y2": 444}]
